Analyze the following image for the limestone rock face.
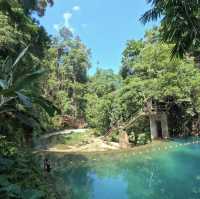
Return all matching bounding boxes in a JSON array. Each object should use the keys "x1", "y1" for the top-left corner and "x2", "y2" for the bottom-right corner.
[{"x1": 119, "y1": 131, "x2": 129, "y2": 149}]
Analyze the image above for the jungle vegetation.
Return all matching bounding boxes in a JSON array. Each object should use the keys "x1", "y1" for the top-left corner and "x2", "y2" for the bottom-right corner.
[{"x1": 0, "y1": 0, "x2": 200, "y2": 198}]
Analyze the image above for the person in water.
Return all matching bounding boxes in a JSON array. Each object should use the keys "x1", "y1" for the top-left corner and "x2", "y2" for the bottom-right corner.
[{"x1": 44, "y1": 158, "x2": 51, "y2": 173}]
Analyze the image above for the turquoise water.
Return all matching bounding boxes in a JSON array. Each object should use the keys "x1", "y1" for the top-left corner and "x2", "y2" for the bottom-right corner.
[{"x1": 52, "y1": 140, "x2": 200, "y2": 199}]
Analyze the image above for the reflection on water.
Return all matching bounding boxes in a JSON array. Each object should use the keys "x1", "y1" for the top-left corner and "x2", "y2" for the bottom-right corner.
[
  {"x1": 88, "y1": 173, "x2": 128, "y2": 199},
  {"x1": 50, "y1": 140, "x2": 200, "y2": 199}
]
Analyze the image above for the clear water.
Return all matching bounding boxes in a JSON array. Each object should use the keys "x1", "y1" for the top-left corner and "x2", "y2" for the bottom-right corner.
[{"x1": 52, "y1": 139, "x2": 200, "y2": 199}]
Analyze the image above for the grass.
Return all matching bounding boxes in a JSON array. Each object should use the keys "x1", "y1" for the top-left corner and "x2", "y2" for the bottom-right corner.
[
  {"x1": 63, "y1": 130, "x2": 94, "y2": 145},
  {"x1": 49, "y1": 130, "x2": 95, "y2": 148}
]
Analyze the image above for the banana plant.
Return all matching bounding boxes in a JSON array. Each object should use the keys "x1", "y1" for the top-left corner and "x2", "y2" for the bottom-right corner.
[{"x1": 0, "y1": 47, "x2": 60, "y2": 131}]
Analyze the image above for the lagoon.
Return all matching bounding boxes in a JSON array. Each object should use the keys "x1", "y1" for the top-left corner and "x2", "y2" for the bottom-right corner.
[{"x1": 51, "y1": 139, "x2": 200, "y2": 199}]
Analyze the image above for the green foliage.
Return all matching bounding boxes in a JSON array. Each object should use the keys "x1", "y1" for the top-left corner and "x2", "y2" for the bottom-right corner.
[
  {"x1": 120, "y1": 36, "x2": 200, "y2": 136},
  {"x1": 141, "y1": 0, "x2": 200, "y2": 57},
  {"x1": 88, "y1": 29, "x2": 200, "y2": 137},
  {"x1": 48, "y1": 130, "x2": 94, "y2": 147},
  {"x1": 0, "y1": 153, "x2": 53, "y2": 199},
  {"x1": 20, "y1": 0, "x2": 54, "y2": 16},
  {"x1": 0, "y1": 1, "x2": 62, "y2": 198},
  {"x1": 120, "y1": 40, "x2": 144, "y2": 79},
  {"x1": 88, "y1": 69, "x2": 122, "y2": 97},
  {"x1": 44, "y1": 33, "x2": 91, "y2": 122},
  {"x1": 110, "y1": 130, "x2": 119, "y2": 143},
  {"x1": 85, "y1": 69, "x2": 122, "y2": 133},
  {"x1": 0, "y1": 136, "x2": 17, "y2": 157},
  {"x1": 0, "y1": 135, "x2": 59, "y2": 199},
  {"x1": 85, "y1": 93, "x2": 113, "y2": 134},
  {"x1": 1, "y1": 0, "x2": 200, "y2": 197},
  {"x1": 0, "y1": 0, "x2": 50, "y2": 63},
  {"x1": 0, "y1": 48, "x2": 59, "y2": 142},
  {"x1": 133, "y1": 42, "x2": 200, "y2": 103}
]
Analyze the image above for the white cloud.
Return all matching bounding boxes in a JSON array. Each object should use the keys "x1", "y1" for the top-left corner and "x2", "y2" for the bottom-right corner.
[
  {"x1": 72, "y1": 6, "x2": 80, "y2": 11},
  {"x1": 53, "y1": 11, "x2": 75, "y2": 33},
  {"x1": 63, "y1": 12, "x2": 72, "y2": 27},
  {"x1": 53, "y1": 24, "x2": 60, "y2": 31}
]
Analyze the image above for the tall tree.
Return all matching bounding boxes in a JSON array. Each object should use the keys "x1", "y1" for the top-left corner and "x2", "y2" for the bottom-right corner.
[
  {"x1": 141, "y1": 0, "x2": 200, "y2": 57},
  {"x1": 120, "y1": 40, "x2": 144, "y2": 79},
  {"x1": 85, "y1": 69, "x2": 121, "y2": 133},
  {"x1": 88, "y1": 69, "x2": 121, "y2": 97},
  {"x1": 0, "y1": 48, "x2": 59, "y2": 145},
  {"x1": 44, "y1": 30, "x2": 91, "y2": 121},
  {"x1": 0, "y1": 0, "x2": 50, "y2": 65},
  {"x1": 20, "y1": 0, "x2": 54, "y2": 16},
  {"x1": 90, "y1": 32, "x2": 200, "y2": 136}
]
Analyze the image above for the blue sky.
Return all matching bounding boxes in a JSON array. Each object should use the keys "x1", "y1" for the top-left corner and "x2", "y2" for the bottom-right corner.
[{"x1": 38, "y1": 0, "x2": 158, "y2": 74}]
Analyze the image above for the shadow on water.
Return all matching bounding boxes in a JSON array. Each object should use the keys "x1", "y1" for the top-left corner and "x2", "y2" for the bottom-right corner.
[
  {"x1": 36, "y1": 135, "x2": 69, "y2": 150},
  {"x1": 45, "y1": 153, "x2": 93, "y2": 199}
]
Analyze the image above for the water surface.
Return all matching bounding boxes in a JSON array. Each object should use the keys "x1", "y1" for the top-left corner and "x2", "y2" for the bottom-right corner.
[{"x1": 52, "y1": 139, "x2": 200, "y2": 199}]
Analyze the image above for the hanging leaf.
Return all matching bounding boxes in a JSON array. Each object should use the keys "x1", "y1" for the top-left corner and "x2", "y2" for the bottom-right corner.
[
  {"x1": 14, "y1": 69, "x2": 46, "y2": 90},
  {"x1": 33, "y1": 96, "x2": 61, "y2": 117},
  {"x1": 0, "y1": 79, "x2": 7, "y2": 89},
  {"x1": 12, "y1": 46, "x2": 29, "y2": 70},
  {"x1": 16, "y1": 92, "x2": 32, "y2": 108}
]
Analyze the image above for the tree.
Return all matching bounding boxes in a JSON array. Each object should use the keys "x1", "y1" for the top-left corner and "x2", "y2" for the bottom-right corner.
[
  {"x1": 120, "y1": 40, "x2": 200, "y2": 136},
  {"x1": 0, "y1": 48, "x2": 59, "y2": 145},
  {"x1": 20, "y1": 0, "x2": 54, "y2": 16},
  {"x1": 120, "y1": 40, "x2": 144, "y2": 79},
  {"x1": 44, "y1": 31, "x2": 91, "y2": 122},
  {"x1": 0, "y1": 0, "x2": 53, "y2": 137},
  {"x1": 141, "y1": 0, "x2": 200, "y2": 57},
  {"x1": 0, "y1": 0, "x2": 50, "y2": 65},
  {"x1": 59, "y1": 27, "x2": 73, "y2": 41},
  {"x1": 85, "y1": 69, "x2": 122, "y2": 133},
  {"x1": 85, "y1": 93, "x2": 113, "y2": 134},
  {"x1": 0, "y1": 2, "x2": 62, "y2": 198},
  {"x1": 91, "y1": 32, "x2": 200, "y2": 136},
  {"x1": 88, "y1": 69, "x2": 121, "y2": 97}
]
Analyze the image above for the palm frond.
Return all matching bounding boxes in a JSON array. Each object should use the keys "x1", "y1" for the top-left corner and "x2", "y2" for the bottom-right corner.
[
  {"x1": 140, "y1": 8, "x2": 162, "y2": 24},
  {"x1": 0, "y1": 80, "x2": 7, "y2": 89},
  {"x1": 12, "y1": 46, "x2": 29, "y2": 70},
  {"x1": 32, "y1": 96, "x2": 61, "y2": 117},
  {"x1": 141, "y1": 0, "x2": 200, "y2": 57},
  {"x1": 16, "y1": 92, "x2": 32, "y2": 108},
  {"x1": 14, "y1": 69, "x2": 46, "y2": 90}
]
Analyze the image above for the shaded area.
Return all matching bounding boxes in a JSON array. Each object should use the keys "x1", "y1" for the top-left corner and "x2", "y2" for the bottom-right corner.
[{"x1": 41, "y1": 153, "x2": 93, "y2": 199}]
